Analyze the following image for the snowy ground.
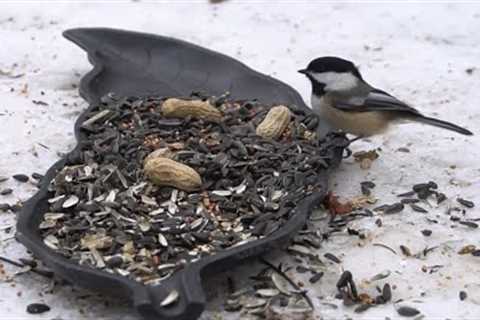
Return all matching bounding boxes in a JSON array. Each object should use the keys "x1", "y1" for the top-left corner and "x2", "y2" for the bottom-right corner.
[{"x1": 1, "y1": 1, "x2": 480, "y2": 319}]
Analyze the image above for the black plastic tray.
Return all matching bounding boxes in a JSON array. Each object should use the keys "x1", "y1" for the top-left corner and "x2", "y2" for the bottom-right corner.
[{"x1": 16, "y1": 28, "x2": 345, "y2": 320}]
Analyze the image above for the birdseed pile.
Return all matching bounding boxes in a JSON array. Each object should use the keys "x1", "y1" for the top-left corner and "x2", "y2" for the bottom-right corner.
[{"x1": 38, "y1": 94, "x2": 343, "y2": 285}]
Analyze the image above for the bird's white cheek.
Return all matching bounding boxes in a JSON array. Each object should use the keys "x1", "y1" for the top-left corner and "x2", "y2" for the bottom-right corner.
[{"x1": 311, "y1": 72, "x2": 358, "y2": 91}]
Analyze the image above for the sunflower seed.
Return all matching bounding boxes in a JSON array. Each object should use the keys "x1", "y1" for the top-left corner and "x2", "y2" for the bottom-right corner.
[
  {"x1": 244, "y1": 299, "x2": 267, "y2": 309},
  {"x1": 459, "y1": 221, "x2": 478, "y2": 229},
  {"x1": 43, "y1": 234, "x2": 59, "y2": 250},
  {"x1": 158, "y1": 233, "x2": 168, "y2": 247},
  {"x1": 457, "y1": 198, "x2": 474, "y2": 208},
  {"x1": 13, "y1": 174, "x2": 29, "y2": 183},
  {"x1": 62, "y1": 195, "x2": 79, "y2": 208},
  {"x1": 421, "y1": 229, "x2": 432, "y2": 237},
  {"x1": 309, "y1": 272, "x2": 324, "y2": 284},
  {"x1": 324, "y1": 253, "x2": 341, "y2": 264},
  {"x1": 397, "y1": 191, "x2": 416, "y2": 197},
  {"x1": 256, "y1": 288, "x2": 280, "y2": 297},
  {"x1": 160, "y1": 290, "x2": 179, "y2": 307},
  {"x1": 370, "y1": 270, "x2": 391, "y2": 282},
  {"x1": 400, "y1": 245, "x2": 412, "y2": 257},
  {"x1": 337, "y1": 271, "x2": 352, "y2": 288},
  {"x1": 384, "y1": 203, "x2": 404, "y2": 214},
  {"x1": 382, "y1": 283, "x2": 392, "y2": 301},
  {"x1": 212, "y1": 190, "x2": 232, "y2": 197},
  {"x1": 26, "y1": 303, "x2": 50, "y2": 314},
  {"x1": 271, "y1": 273, "x2": 293, "y2": 296},
  {"x1": 396, "y1": 305, "x2": 420, "y2": 317},
  {"x1": 354, "y1": 304, "x2": 371, "y2": 313},
  {"x1": 410, "y1": 204, "x2": 428, "y2": 213},
  {"x1": 436, "y1": 193, "x2": 447, "y2": 204},
  {"x1": 48, "y1": 195, "x2": 65, "y2": 204}
]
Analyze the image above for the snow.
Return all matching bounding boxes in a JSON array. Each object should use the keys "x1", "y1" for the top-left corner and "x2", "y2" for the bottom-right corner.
[{"x1": 1, "y1": 1, "x2": 479, "y2": 319}]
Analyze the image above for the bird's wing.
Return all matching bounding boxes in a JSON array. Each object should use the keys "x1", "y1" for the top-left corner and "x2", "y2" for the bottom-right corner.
[{"x1": 334, "y1": 88, "x2": 422, "y2": 115}]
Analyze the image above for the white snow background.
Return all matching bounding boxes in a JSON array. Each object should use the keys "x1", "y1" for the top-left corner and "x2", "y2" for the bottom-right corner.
[{"x1": 0, "y1": 1, "x2": 479, "y2": 319}]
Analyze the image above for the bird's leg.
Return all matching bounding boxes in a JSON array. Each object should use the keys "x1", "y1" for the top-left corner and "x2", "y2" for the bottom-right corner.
[{"x1": 347, "y1": 135, "x2": 364, "y2": 146}]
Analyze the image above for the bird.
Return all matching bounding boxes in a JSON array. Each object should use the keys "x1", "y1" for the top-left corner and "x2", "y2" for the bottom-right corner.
[{"x1": 298, "y1": 56, "x2": 473, "y2": 138}]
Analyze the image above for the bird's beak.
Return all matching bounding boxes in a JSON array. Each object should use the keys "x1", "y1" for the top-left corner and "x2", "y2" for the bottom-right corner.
[{"x1": 297, "y1": 69, "x2": 308, "y2": 75}]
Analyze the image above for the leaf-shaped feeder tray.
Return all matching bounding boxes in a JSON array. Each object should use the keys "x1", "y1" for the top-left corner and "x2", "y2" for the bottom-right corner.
[{"x1": 16, "y1": 28, "x2": 346, "y2": 320}]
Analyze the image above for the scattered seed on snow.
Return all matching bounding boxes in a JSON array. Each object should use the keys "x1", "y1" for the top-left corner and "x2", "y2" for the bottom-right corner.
[
  {"x1": 13, "y1": 174, "x2": 29, "y2": 183},
  {"x1": 457, "y1": 198, "x2": 474, "y2": 208},
  {"x1": 26, "y1": 303, "x2": 50, "y2": 314},
  {"x1": 396, "y1": 305, "x2": 420, "y2": 317}
]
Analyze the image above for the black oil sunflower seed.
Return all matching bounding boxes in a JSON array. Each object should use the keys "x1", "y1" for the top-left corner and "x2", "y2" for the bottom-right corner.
[
  {"x1": 396, "y1": 306, "x2": 420, "y2": 317},
  {"x1": 13, "y1": 174, "x2": 29, "y2": 183},
  {"x1": 436, "y1": 193, "x2": 447, "y2": 204},
  {"x1": 324, "y1": 252, "x2": 341, "y2": 264},
  {"x1": 382, "y1": 283, "x2": 392, "y2": 302},
  {"x1": 457, "y1": 198, "x2": 474, "y2": 208},
  {"x1": 360, "y1": 181, "x2": 375, "y2": 196},
  {"x1": 412, "y1": 182, "x2": 430, "y2": 192},
  {"x1": 459, "y1": 291, "x2": 467, "y2": 301},
  {"x1": 458, "y1": 221, "x2": 478, "y2": 229},
  {"x1": 410, "y1": 204, "x2": 428, "y2": 213},
  {"x1": 361, "y1": 181, "x2": 376, "y2": 189},
  {"x1": 400, "y1": 245, "x2": 412, "y2": 257},
  {"x1": 361, "y1": 184, "x2": 371, "y2": 196},
  {"x1": 336, "y1": 271, "x2": 352, "y2": 288},
  {"x1": 373, "y1": 204, "x2": 390, "y2": 212},
  {"x1": 31, "y1": 172, "x2": 44, "y2": 181},
  {"x1": 427, "y1": 181, "x2": 438, "y2": 189},
  {"x1": 26, "y1": 303, "x2": 50, "y2": 314},
  {"x1": 401, "y1": 198, "x2": 420, "y2": 204},
  {"x1": 309, "y1": 272, "x2": 324, "y2": 284},
  {"x1": 0, "y1": 188, "x2": 13, "y2": 196},
  {"x1": 354, "y1": 304, "x2": 371, "y2": 313},
  {"x1": 397, "y1": 191, "x2": 416, "y2": 197},
  {"x1": 295, "y1": 266, "x2": 310, "y2": 273},
  {"x1": 421, "y1": 229, "x2": 432, "y2": 237},
  {"x1": 472, "y1": 250, "x2": 480, "y2": 257},
  {"x1": 416, "y1": 189, "x2": 432, "y2": 200},
  {"x1": 384, "y1": 203, "x2": 404, "y2": 214}
]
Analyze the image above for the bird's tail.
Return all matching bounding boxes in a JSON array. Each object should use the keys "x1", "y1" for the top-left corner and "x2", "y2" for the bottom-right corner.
[{"x1": 416, "y1": 115, "x2": 473, "y2": 136}]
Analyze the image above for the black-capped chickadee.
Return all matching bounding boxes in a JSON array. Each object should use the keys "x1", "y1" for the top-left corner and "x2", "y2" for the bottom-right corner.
[{"x1": 298, "y1": 56, "x2": 473, "y2": 137}]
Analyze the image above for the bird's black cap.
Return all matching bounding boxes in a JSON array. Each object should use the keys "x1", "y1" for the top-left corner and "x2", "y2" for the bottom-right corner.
[{"x1": 299, "y1": 56, "x2": 363, "y2": 79}]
